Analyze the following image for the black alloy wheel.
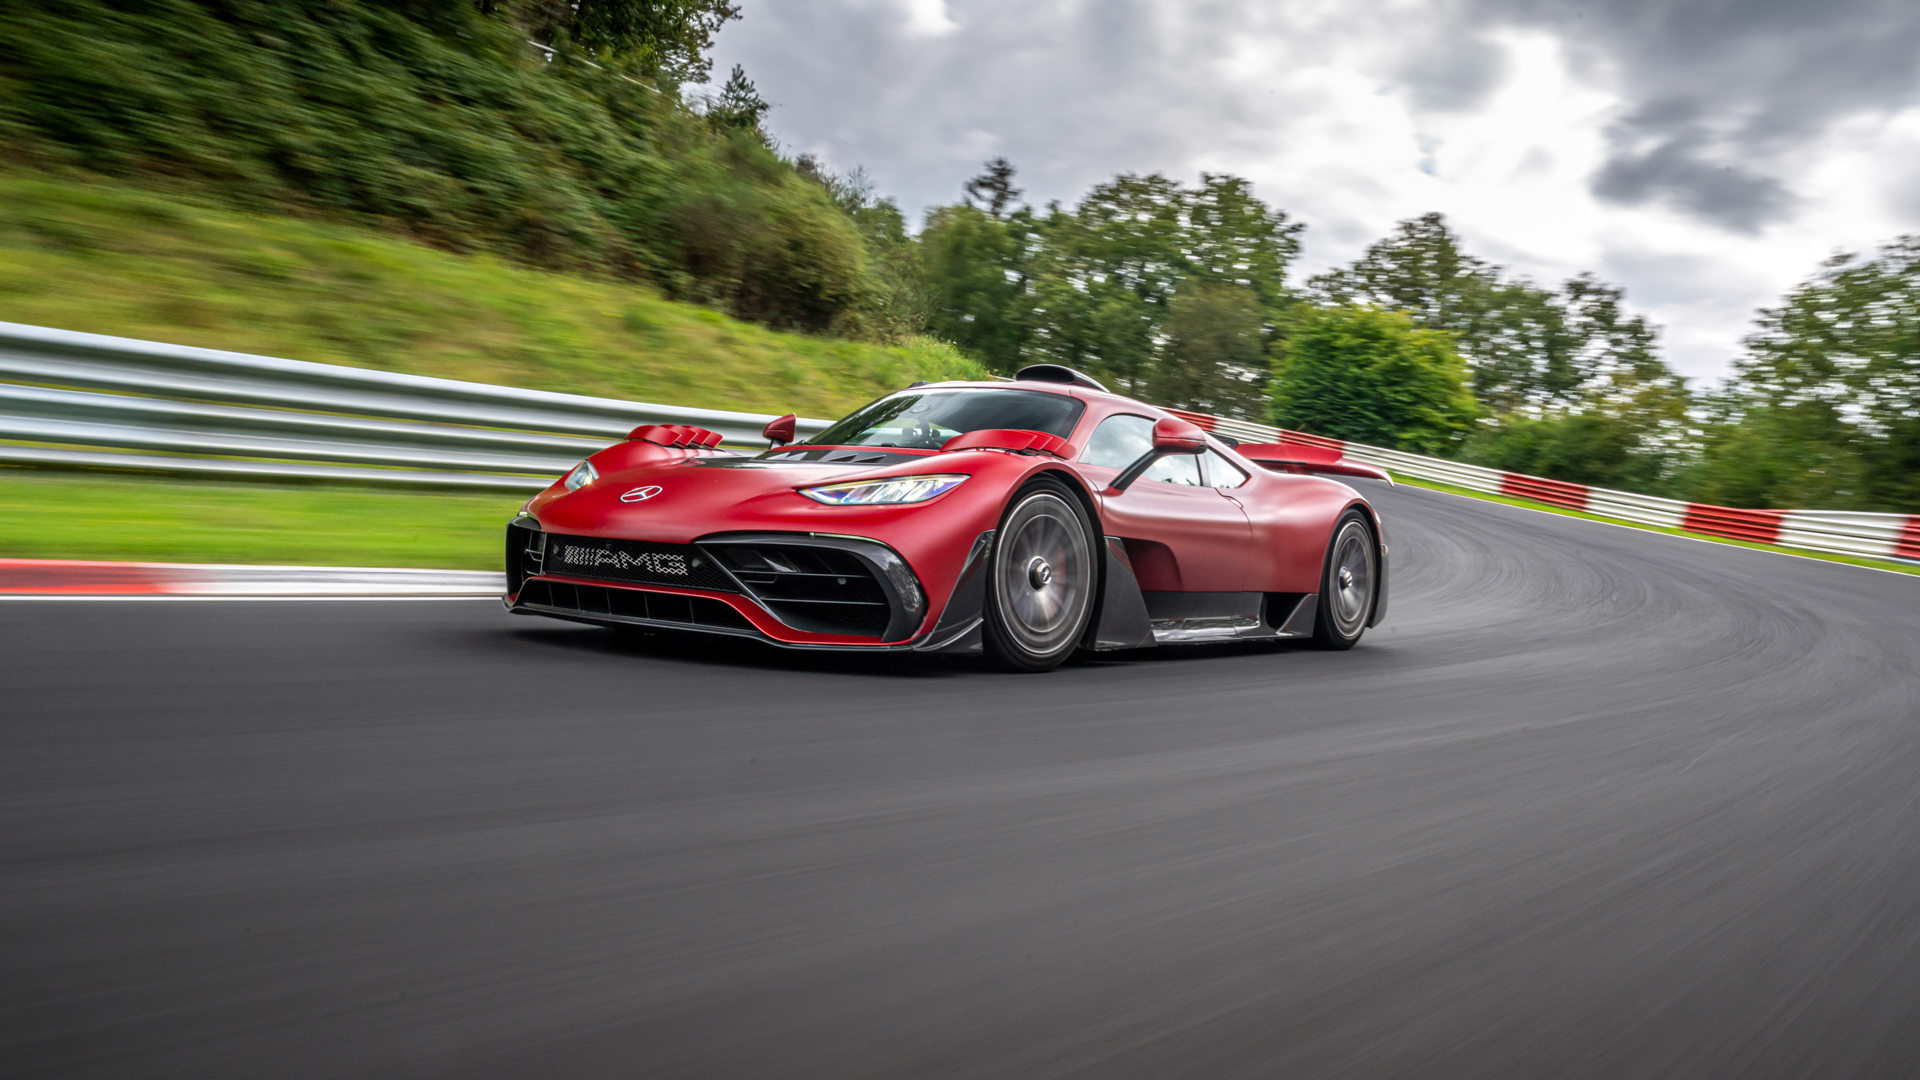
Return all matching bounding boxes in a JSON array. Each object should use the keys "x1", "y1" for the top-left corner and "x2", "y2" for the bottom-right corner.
[
  {"x1": 1311, "y1": 509, "x2": 1377, "y2": 650},
  {"x1": 983, "y1": 477, "x2": 1097, "y2": 672}
]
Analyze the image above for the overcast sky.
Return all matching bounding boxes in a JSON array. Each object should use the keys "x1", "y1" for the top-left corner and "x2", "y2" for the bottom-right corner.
[{"x1": 709, "y1": 0, "x2": 1920, "y2": 385}]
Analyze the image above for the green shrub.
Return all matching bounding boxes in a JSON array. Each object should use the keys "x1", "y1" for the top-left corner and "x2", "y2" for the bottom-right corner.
[
  {"x1": 0, "y1": 0, "x2": 871, "y2": 331},
  {"x1": 1269, "y1": 305, "x2": 1478, "y2": 453}
]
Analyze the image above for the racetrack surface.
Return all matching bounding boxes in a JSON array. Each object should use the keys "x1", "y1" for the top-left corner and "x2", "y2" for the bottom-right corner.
[{"x1": 4, "y1": 483, "x2": 1919, "y2": 1079}]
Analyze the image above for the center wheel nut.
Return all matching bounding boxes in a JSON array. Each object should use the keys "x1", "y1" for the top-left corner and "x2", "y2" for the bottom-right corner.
[{"x1": 1027, "y1": 557, "x2": 1054, "y2": 589}]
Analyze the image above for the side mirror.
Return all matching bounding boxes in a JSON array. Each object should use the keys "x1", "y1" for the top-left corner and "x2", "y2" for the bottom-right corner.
[
  {"x1": 763, "y1": 413, "x2": 797, "y2": 448},
  {"x1": 1111, "y1": 417, "x2": 1208, "y2": 492},
  {"x1": 1151, "y1": 417, "x2": 1207, "y2": 453}
]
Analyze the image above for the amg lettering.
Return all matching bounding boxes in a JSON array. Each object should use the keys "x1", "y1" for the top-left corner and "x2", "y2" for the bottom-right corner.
[{"x1": 557, "y1": 545, "x2": 688, "y2": 577}]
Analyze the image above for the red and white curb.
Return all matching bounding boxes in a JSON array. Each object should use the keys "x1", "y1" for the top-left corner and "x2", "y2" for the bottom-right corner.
[{"x1": 0, "y1": 559, "x2": 504, "y2": 598}]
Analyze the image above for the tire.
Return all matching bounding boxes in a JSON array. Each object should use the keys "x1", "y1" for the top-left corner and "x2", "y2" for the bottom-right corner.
[
  {"x1": 982, "y1": 478, "x2": 1097, "y2": 672},
  {"x1": 1311, "y1": 510, "x2": 1377, "y2": 651}
]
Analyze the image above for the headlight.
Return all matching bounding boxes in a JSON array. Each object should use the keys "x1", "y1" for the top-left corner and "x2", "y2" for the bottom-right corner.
[
  {"x1": 799, "y1": 474, "x2": 968, "y2": 506},
  {"x1": 562, "y1": 459, "x2": 599, "y2": 491}
]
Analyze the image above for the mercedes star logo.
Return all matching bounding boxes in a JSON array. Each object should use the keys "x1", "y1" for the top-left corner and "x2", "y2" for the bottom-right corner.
[{"x1": 619, "y1": 485, "x2": 664, "y2": 503}]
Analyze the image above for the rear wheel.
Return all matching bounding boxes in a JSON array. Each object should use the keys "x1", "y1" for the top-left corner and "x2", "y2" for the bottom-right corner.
[
  {"x1": 983, "y1": 478, "x2": 1096, "y2": 672},
  {"x1": 1311, "y1": 510, "x2": 1377, "y2": 650}
]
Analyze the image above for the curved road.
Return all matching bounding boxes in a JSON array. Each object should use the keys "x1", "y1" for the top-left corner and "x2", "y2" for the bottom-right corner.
[{"x1": 4, "y1": 484, "x2": 1919, "y2": 1078}]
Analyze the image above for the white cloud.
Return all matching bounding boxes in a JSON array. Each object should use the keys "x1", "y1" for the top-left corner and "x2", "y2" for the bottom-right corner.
[
  {"x1": 900, "y1": 0, "x2": 960, "y2": 37},
  {"x1": 712, "y1": 0, "x2": 1920, "y2": 386}
]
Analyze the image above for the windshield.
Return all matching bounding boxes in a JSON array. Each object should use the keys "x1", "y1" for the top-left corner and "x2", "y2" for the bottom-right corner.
[{"x1": 806, "y1": 388, "x2": 1086, "y2": 450}]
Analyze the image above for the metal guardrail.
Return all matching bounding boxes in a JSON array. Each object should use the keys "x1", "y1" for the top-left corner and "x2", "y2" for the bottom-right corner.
[
  {"x1": 1169, "y1": 410, "x2": 1920, "y2": 565},
  {"x1": 0, "y1": 322, "x2": 829, "y2": 491},
  {"x1": 3, "y1": 321, "x2": 1914, "y2": 563}
]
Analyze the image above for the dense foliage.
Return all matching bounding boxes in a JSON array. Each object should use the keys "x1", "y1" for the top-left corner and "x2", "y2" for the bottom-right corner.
[
  {"x1": 922, "y1": 171, "x2": 1301, "y2": 416},
  {"x1": 1270, "y1": 306, "x2": 1478, "y2": 454},
  {"x1": 0, "y1": 0, "x2": 879, "y2": 332},
  {"x1": 1689, "y1": 239, "x2": 1920, "y2": 511},
  {"x1": 520, "y1": 0, "x2": 740, "y2": 83}
]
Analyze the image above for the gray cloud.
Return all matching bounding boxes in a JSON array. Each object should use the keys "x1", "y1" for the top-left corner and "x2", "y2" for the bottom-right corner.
[
  {"x1": 717, "y1": 0, "x2": 1920, "y2": 235},
  {"x1": 709, "y1": 0, "x2": 1321, "y2": 218},
  {"x1": 1455, "y1": 0, "x2": 1920, "y2": 228},
  {"x1": 1590, "y1": 124, "x2": 1794, "y2": 233},
  {"x1": 1394, "y1": 28, "x2": 1509, "y2": 113}
]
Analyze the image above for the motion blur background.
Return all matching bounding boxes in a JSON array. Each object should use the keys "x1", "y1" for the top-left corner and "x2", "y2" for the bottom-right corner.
[
  {"x1": 1, "y1": 0, "x2": 1918, "y2": 569},
  {"x1": 7, "y1": 7, "x2": 1920, "y2": 1078}
]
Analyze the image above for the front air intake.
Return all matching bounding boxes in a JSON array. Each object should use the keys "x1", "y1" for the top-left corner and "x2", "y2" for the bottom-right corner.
[
  {"x1": 704, "y1": 542, "x2": 893, "y2": 637},
  {"x1": 515, "y1": 580, "x2": 755, "y2": 631}
]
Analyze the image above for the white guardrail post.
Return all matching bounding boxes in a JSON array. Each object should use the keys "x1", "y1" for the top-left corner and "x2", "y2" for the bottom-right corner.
[{"x1": 2, "y1": 321, "x2": 1915, "y2": 563}]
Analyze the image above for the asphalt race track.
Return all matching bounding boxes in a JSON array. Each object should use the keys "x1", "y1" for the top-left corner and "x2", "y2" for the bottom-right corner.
[{"x1": 4, "y1": 484, "x2": 1920, "y2": 1079}]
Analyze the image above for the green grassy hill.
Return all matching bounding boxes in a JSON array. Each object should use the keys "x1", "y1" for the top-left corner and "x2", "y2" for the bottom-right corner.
[
  {"x1": 0, "y1": 176, "x2": 984, "y2": 568},
  {"x1": 0, "y1": 176, "x2": 982, "y2": 418}
]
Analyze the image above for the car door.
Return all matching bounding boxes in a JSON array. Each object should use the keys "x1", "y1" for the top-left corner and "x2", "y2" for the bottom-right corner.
[{"x1": 1078, "y1": 413, "x2": 1253, "y2": 592}]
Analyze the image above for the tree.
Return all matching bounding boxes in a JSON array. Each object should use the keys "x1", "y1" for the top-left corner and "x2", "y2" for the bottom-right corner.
[
  {"x1": 1461, "y1": 413, "x2": 1674, "y2": 492},
  {"x1": 1152, "y1": 281, "x2": 1268, "y2": 417},
  {"x1": 1269, "y1": 305, "x2": 1478, "y2": 453},
  {"x1": 1022, "y1": 173, "x2": 1301, "y2": 408},
  {"x1": 1311, "y1": 213, "x2": 1680, "y2": 420},
  {"x1": 706, "y1": 65, "x2": 769, "y2": 133},
  {"x1": 921, "y1": 169, "x2": 1300, "y2": 412},
  {"x1": 1704, "y1": 236, "x2": 1920, "y2": 510},
  {"x1": 531, "y1": 0, "x2": 742, "y2": 83},
  {"x1": 919, "y1": 204, "x2": 1034, "y2": 370},
  {"x1": 963, "y1": 158, "x2": 1023, "y2": 219},
  {"x1": 796, "y1": 156, "x2": 927, "y2": 342}
]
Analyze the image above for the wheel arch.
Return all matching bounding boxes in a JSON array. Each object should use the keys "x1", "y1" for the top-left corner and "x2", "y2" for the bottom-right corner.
[
  {"x1": 1338, "y1": 497, "x2": 1389, "y2": 628},
  {"x1": 1025, "y1": 466, "x2": 1115, "y2": 649}
]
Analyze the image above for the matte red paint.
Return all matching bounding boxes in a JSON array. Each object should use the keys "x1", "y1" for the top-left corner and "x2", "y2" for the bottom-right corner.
[
  {"x1": 518, "y1": 380, "x2": 1380, "y2": 647},
  {"x1": 1150, "y1": 417, "x2": 1209, "y2": 454},
  {"x1": 627, "y1": 424, "x2": 725, "y2": 448},
  {"x1": 762, "y1": 413, "x2": 797, "y2": 445}
]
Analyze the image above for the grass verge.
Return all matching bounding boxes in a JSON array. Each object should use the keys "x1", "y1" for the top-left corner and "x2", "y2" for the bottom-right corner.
[
  {"x1": 0, "y1": 470, "x2": 518, "y2": 568},
  {"x1": 0, "y1": 174, "x2": 984, "y2": 419},
  {"x1": 1392, "y1": 472, "x2": 1920, "y2": 577}
]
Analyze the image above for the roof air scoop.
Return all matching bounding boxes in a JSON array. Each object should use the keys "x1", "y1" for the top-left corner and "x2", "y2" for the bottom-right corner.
[{"x1": 1012, "y1": 364, "x2": 1108, "y2": 392}]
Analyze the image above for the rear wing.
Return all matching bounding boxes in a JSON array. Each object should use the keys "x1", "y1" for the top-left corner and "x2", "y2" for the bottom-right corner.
[{"x1": 1235, "y1": 442, "x2": 1393, "y2": 485}]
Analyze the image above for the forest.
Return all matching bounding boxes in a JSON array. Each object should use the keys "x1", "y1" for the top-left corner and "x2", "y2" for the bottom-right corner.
[{"x1": 2, "y1": 0, "x2": 1914, "y2": 511}]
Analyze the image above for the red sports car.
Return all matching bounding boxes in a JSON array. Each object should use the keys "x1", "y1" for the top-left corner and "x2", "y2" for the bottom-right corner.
[{"x1": 505, "y1": 365, "x2": 1391, "y2": 671}]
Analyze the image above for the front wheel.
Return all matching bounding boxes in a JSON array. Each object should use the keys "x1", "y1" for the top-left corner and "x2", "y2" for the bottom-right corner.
[
  {"x1": 1311, "y1": 510, "x2": 1377, "y2": 650},
  {"x1": 982, "y1": 478, "x2": 1096, "y2": 672}
]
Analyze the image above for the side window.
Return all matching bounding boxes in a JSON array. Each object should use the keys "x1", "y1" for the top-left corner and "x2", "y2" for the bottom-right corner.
[
  {"x1": 1079, "y1": 414, "x2": 1155, "y2": 469},
  {"x1": 1142, "y1": 454, "x2": 1203, "y2": 486},
  {"x1": 1203, "y1": 449, "x2": 1249, "y2": 489}
]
